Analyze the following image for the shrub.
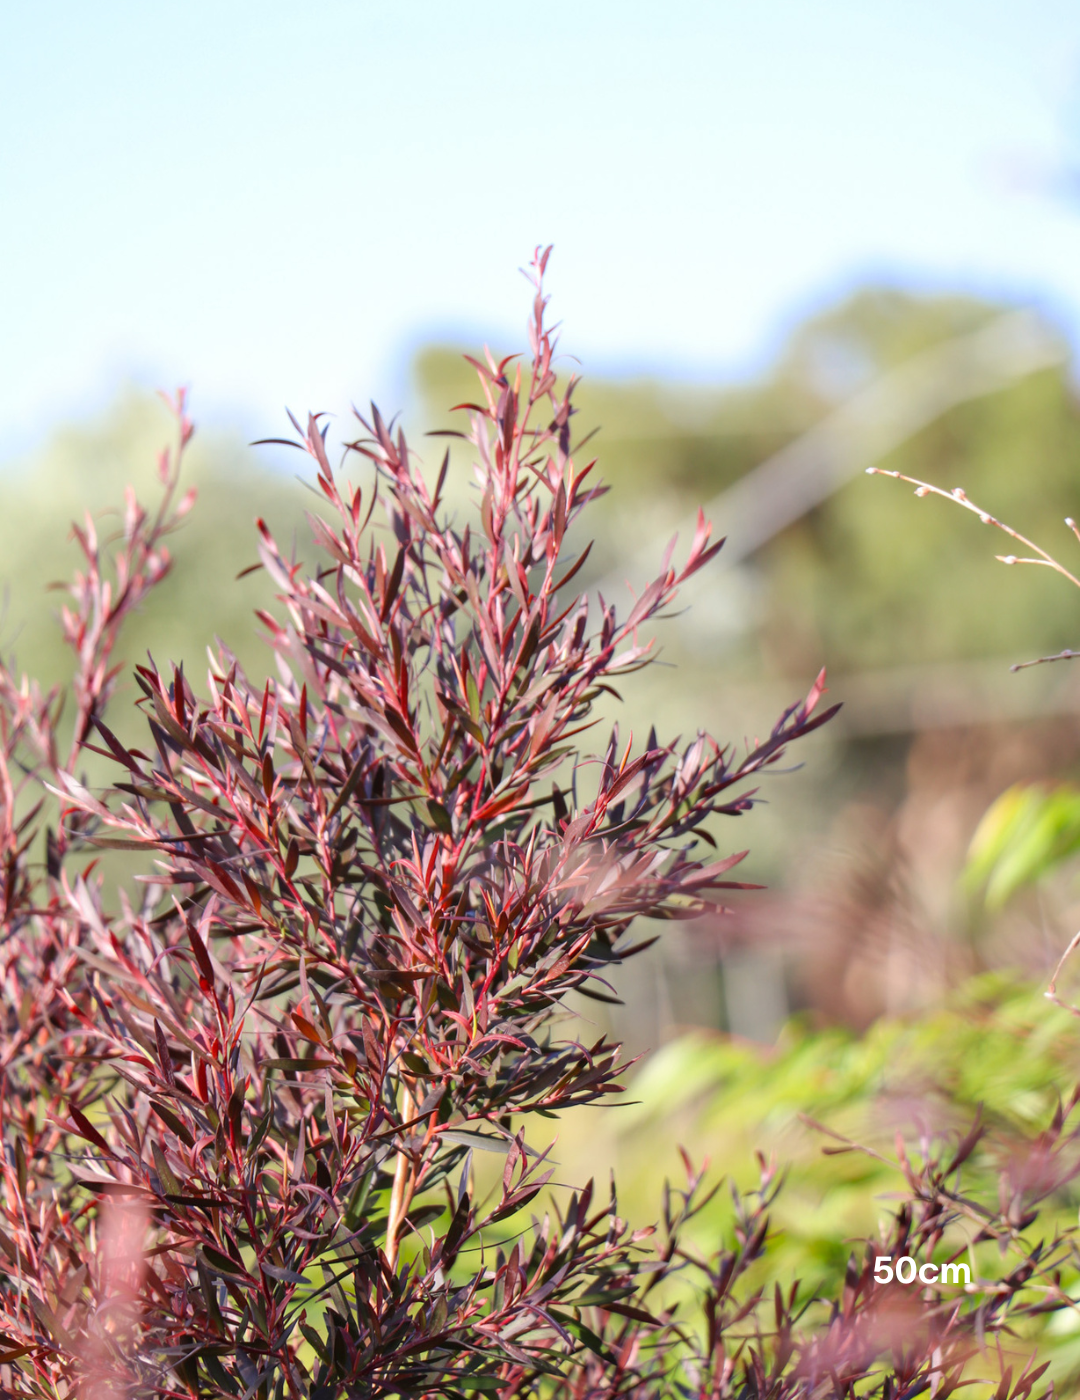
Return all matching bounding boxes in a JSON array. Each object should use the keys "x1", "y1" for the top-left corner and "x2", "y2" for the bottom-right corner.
[{"x1": 0, "y1": 252, "x2": 1069, "y2": 1398}]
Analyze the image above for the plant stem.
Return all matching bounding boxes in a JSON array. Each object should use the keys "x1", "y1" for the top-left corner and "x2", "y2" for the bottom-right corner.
[{"x1": 385, "y1": 1082, "x2": 415, "y2": 1271}]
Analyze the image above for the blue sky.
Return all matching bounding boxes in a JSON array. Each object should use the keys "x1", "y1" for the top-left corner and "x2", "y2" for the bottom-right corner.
[{"x1": 3, "y1": 0, "x2": 1080, "y2": 457}]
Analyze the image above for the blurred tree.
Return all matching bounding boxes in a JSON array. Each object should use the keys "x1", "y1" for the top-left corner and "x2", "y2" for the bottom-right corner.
[{"x1": 415, "y1": 288, "x2": 1080, "y2": 680}]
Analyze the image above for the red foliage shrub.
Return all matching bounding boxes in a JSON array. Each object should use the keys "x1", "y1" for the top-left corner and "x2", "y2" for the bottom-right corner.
[{"x1": 0, "y1": 253, "x2": 1070, "y2": 1398}]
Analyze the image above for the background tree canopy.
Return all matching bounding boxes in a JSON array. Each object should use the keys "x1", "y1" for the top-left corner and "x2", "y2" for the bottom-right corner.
[{"x1": 4, "y1": 283, "x2": 1080, "y2": 993}]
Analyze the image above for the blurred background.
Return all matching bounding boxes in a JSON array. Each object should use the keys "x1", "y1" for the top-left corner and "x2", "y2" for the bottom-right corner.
[{"x1": 9, "y1": 0, "x2": 1080, "y2": 1356}]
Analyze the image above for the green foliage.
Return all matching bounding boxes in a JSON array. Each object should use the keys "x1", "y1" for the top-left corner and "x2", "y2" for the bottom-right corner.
[
  {"x1": 965, "y1": 782, "x2": 1080, "y2": 909},
  {"x1": 609, "y1": 974, "x2": 1080, "y2": 1376}
]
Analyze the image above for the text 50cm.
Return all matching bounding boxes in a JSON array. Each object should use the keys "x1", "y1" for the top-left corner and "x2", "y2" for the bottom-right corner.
[{"x1": 874, "y1": 1257, "x2": 970, "y2": 1285}]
